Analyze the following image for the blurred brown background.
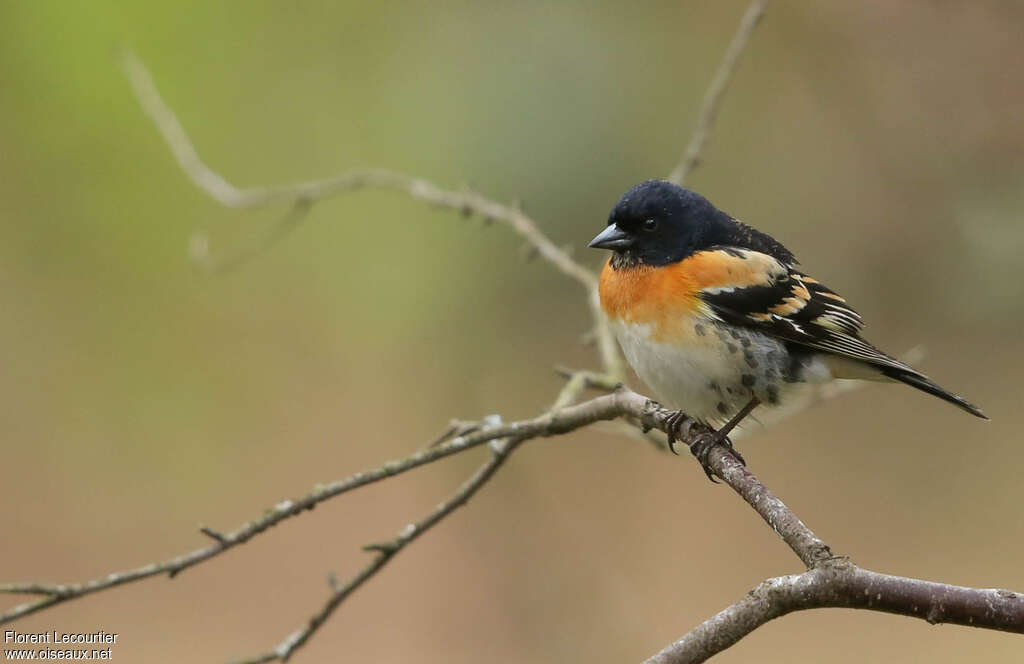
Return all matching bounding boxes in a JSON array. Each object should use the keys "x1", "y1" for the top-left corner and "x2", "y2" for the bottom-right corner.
[{"x1": 2, "y1": 1, "x2": 1023, "y2": 662}]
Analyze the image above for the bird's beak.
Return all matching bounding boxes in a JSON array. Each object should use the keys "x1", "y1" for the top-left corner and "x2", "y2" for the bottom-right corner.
[{"x1": 587, "y1": 224, "x2": 633, "y2": 250}]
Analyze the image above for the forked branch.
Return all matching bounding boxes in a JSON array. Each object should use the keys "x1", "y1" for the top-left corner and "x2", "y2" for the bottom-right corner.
[
  {"x1": 119, "y1": 50, "x2": 624, "y2": 380},
  {"x1": 5, "y1": 387, "x2": 1021, "y2": 664},
  {"x1": 7, "y1": 3, "x2": 1018, "y2": 663}
]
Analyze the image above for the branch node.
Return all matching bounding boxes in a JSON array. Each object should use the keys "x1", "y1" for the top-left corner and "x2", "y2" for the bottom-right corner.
[
  {"x1": 480, "y1": 414, "x2": 504, "y2": 428},
  {"x1": 489, "y1": 438, "x2": 512, "y2": 455}
]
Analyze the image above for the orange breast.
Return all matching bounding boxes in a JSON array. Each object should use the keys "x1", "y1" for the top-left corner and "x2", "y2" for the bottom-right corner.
[
  {"x1": 599, "y1": 260, "x2": 700, "y2": 330},
  {"x1": 598, "y1": 250, "x2": 782, "y2": 340}
]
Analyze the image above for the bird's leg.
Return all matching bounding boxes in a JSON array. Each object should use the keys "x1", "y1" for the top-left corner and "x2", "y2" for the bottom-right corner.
[{"x1": 689, "y1": 397, "x2": 760, "y2": 482}]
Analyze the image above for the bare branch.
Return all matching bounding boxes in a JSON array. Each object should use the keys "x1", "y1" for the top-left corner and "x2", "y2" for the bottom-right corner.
[
  {"x1": 707, "y1": 449, "x2": 833, "y2": 568},
  {"x1": 120, "y1": 52, "x2": 595, "y2": 285},
  {"x1": 666, "y1": 0, "x2": 768, "y2": 186},
  {"x1": 232, "y1": 438, "x2": 524, "y2": 664},
  {"x1": 646, "y1": 567, "x2": 1024, "y2": 664},
  {"x1": 7, "y1": 23, "x2": 1002, "y2": 664},
  {"x1": 0, "y1": 419, "x2": 539, "y2": 623},
  {"x1": 0, "y1": 373, "x2": 622, "y2": 625},
  {"x1": 229, "y1": 370, "x2": 616, "y2": 663},
  {"x1": 120, "y1": 50, "x2": 624, "y2": 379},
  {"x1": 5, "y1": 385, "x2": 1020, "y2": 660},
  {"x1": 0, "y1": 584, "x2": 71, "y2": 597},
  {"x1": 640, "y1": 398, "x2": 1024, "y2": 662}
]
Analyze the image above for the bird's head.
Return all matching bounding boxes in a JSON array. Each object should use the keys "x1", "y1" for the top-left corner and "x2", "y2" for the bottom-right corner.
[
  {"x1": 588, "y1": 180, "x2": 796, "y2": 268},
  {"x1": 588, "y1": 180, "x2": 730, "y2": 268}
]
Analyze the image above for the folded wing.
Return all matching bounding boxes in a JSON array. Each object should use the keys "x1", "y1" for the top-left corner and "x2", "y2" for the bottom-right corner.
[{"x1": 691, "y1": 247, "x2": 986, "y2": 418}]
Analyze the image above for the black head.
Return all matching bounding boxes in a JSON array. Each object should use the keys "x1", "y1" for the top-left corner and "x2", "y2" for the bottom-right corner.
[{"x1": 588, "y1": 180, "x2": 796, "y2": 268}]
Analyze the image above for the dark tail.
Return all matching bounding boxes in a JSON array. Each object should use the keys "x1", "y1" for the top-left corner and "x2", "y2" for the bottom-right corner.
[{"x1": 880, "y1": 367, "x2": 988, "y2": 419}]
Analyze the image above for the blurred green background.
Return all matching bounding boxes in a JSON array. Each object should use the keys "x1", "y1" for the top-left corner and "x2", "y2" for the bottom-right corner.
[{"x1": 3, "y1": 1, "x2": 1023, "y2": 662}]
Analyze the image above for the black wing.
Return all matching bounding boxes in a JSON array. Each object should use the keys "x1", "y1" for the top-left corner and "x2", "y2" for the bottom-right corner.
[{"x1": 695, "y1": 247, "x2": 986, "y2": 418}]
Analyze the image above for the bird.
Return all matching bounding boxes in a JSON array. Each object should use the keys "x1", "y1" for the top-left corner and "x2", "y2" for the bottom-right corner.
[{"x1": 588, "y1": 179, "x2": 986, "y2": 479}]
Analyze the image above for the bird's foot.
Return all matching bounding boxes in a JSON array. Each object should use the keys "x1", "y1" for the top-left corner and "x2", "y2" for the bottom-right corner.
[
  {"x1": 664, "y1": 410, "x2": 700, "y2": 455},
  {"x1": 663, "y1": 410, "x2": 747, "y2": 482},
  {"x1": 688, "y1": 430, "x2": 746, "y2": 483}
]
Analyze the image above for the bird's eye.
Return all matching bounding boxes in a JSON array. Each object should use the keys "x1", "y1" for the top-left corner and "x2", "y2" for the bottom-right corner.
[{"x1": 643, "y1": 218, "x2": 658, "y2": 232}]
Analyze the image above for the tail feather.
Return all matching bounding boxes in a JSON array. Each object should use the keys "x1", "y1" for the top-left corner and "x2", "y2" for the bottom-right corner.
[{"x1": 880, "y1": 367, "x2": 988, "y2": 419}]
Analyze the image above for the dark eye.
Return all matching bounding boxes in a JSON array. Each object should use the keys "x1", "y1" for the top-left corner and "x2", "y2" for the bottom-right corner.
[{"x1": 643, "y1": 218, "x2": 658, "y2": 232}]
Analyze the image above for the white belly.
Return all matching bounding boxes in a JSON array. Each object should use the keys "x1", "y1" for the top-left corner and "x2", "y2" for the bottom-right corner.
[{"x1": 611, "y1": 319, "x2": 829, "y2": 424}]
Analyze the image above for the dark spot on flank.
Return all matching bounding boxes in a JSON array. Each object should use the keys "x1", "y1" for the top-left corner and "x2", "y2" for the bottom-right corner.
[
  {"x1": 740, "y1": 337, "x2": 751, "y2": 348},
  {"x1": 766, "y1": 384, "x2": 780, "y2": 404},
  {"x1": 707, "y1": 381, "x2": 721, "y2": 393},
  {"x1": 784, "y1": 352, "x2": 810, "y2": 383},
  {"x1": 741, "y1": 374, "x2": 756, "y2": 388},
  {"x1": 744, "y1": 351, "x2": 759, "y2": 368},
  {"x1": 726, "y1": 386, "x2": 735, "y2": 394},
  {"x1": 694, "y1": 324, "x2": 707, "y2": 337},
  {"x1": 726, "y1": 342, "x2": 739, "y2": 354},
  {"x1": 717, "y1": 402, "x2": 729, "y2": 415}
]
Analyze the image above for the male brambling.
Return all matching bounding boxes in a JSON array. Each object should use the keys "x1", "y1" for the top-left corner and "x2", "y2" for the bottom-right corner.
[{"x1": 589, "y1": 180, "x2": 986, "y2": 478}]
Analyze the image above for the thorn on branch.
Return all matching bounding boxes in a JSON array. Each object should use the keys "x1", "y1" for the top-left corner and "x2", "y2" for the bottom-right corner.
[
  {"x1": 428, "y1": 419, "x2": 481, "y2": 448},
  {"x1": 199, "y1": 526, "x2": 227, "y2": 544},
  {"x1": 362, "y1": 541, "x2": 399, "y2": 555}
]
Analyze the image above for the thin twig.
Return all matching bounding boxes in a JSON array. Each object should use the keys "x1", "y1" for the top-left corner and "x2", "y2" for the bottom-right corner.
[
  {"x1": 230, "y1": 371, "x2": 610, "y2": 663},
  {"x1": 666, "y1": 0, "x2": 768, "y2": 186},
  {"x1": 123, "y1": 49, "x2": 587, "y2": 263},
  {"x1": 120, "y1": 49, "x2": 624, "y2": 379},
  {"x1": 4, "y1": 387, "x2": 1020, "y2": 660},
  {"x1": 0, "y1": 418, "x2": 543, "y2": 623},
  {"x1": 0, "y1": 375, "x2": 622, "y2": 624},
  {"x1": 15, "y1": 16, "x2": 1008, "y2": 663},
  {"x1": 232, "y1": 438, "x2": 524, "y2": 664},
  {"x1": 0, "y1": 584, "x2": 71, "y2": 597},
  {"x1": 237, "y1": 438, "x2": 520, "y2": 659}
]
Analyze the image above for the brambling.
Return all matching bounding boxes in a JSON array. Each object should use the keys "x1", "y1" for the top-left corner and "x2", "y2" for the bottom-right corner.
[{"x1": 589, "y1": 180, "x2": 986, "y2": 478}]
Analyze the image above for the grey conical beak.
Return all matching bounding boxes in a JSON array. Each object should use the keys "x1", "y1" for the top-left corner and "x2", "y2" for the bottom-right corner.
[{"x1": 588, "y1": 223, "x2": 633, "y2": 250}]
